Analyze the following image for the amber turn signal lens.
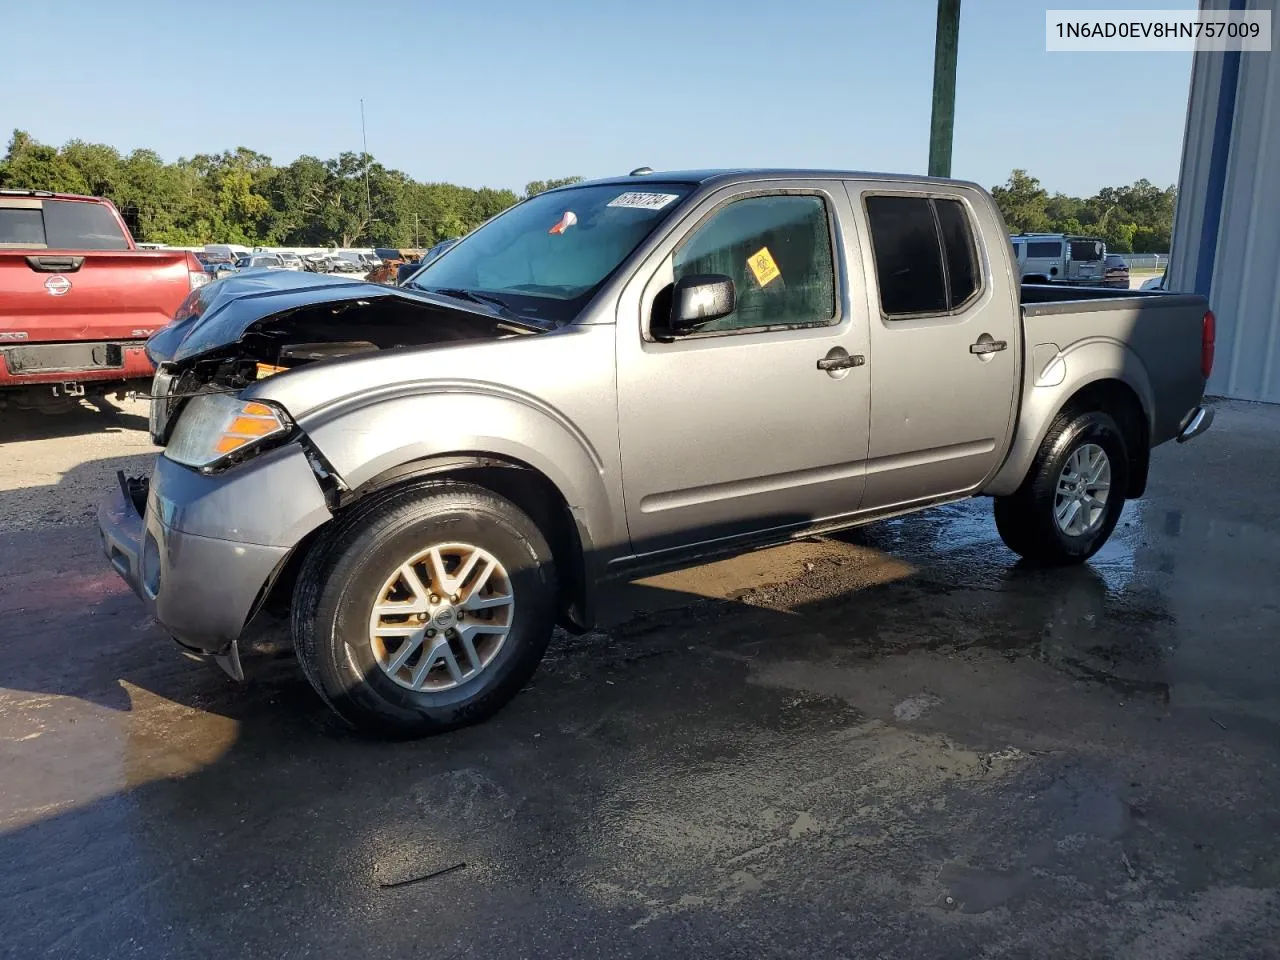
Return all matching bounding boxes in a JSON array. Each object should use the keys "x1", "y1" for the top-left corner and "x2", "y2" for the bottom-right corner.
[{"x1": 212, "y1": 402, "x2": 287, "y2": 455}]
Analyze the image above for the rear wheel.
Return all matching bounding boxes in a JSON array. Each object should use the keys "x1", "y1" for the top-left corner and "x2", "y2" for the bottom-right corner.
[
  {"x1": 292, "y1": 482, "x2": 557, "y2": 737},
  {"x1": 994, "y1": 409, "x2": 1129, "y2": 566}
]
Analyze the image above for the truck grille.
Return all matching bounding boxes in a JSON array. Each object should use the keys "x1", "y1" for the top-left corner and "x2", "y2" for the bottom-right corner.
[{"x1": 148, "y1": 369, "x2": 176, "y2": 444}]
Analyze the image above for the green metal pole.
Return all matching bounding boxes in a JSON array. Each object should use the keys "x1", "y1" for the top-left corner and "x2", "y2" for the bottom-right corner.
[{"x1": 928, "y1": 0, "x2": 961, "y2": 178}]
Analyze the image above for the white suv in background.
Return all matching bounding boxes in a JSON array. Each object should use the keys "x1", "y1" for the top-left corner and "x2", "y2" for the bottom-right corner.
[{"x1": 1012, "y1": 233, "x2": 1107, "y2": 285}]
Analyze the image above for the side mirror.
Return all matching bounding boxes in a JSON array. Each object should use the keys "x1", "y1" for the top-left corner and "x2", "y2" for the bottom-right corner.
[{"x1": 667, "y1": 274, "x2": 735, "y2": 333}]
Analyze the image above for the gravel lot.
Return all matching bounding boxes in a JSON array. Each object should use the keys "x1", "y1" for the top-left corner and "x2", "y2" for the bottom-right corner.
[
  {"x1": 2, "y1": 397, "x2": 1279, "y2": 959},
  {"x1": 0, "y1": 397, "x2": 155, "y2": 532}
]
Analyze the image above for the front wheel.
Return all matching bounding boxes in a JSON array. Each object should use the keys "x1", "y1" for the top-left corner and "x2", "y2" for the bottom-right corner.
[
  {"x1": 292, "y1": 482, "x2": 558, "y2": 737},
  {"x1": 994, "y1": 409, "x2": 1129, "y2": 566}
]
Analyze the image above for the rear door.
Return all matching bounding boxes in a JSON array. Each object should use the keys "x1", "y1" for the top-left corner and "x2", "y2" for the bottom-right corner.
[
  {"x1": 0, "y1": 197, "x2": 191, "y2": 342},
  {"x1": 615, "y1": 181, "x2": 871, "y2": 556},
  {"x1": 847, "y1": 185, "x2": 1019, "y2": 511},
  {"x1": 1066, "y1": 238, "x2": 1106, "y2": 283}
]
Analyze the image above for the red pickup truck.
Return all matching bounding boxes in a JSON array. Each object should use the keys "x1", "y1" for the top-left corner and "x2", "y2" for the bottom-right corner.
[{"x1": 0, "y1": 190, "x2": 208, "y2": 412}]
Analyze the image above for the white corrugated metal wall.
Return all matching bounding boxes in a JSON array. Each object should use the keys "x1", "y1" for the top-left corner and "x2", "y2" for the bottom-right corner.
[{"x1": 1169, "y1": 0, "x2": 1280, "y2": 402}]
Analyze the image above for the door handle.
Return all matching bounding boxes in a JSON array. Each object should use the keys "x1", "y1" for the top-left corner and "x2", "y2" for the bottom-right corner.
[
  {"x1": 817, "y1": 352, "x2": 865, "y2": 372},
  {"x1": 25, "y1": 255, "x2": 85, "y2": 273},
  {"x1": 969, "y1": 337, "x2": 1008, "y2": 356}
]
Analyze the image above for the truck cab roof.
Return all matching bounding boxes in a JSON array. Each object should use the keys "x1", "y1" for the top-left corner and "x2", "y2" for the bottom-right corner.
[
  {"x1": 568, "y1": 169, "x2": 985, "y2": 191},
  {"x1": 0, "y1": 189, "x2": 110, "y2": 203}
]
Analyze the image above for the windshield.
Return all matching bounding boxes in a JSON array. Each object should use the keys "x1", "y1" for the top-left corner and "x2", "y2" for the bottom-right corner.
[{"x1": 410, "y1": 182, "x2": 692, "y2": 324}]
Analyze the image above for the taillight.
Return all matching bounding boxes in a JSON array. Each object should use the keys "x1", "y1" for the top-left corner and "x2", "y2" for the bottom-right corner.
[
  {"x1": 1201, "y1": 310, "x2": 1216, "y2": 379},
  {"x1": 189, "y1": 269, "x2": 211, "y2": 290}
]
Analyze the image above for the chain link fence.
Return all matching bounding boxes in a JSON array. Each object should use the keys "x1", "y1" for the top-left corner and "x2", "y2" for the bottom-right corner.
[{"x1": 1117, "y1": 253, "x2": 1168, "y2": 271}]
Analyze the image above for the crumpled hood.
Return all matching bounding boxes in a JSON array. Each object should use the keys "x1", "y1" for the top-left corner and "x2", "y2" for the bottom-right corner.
[{"x1": 147, "y1": 269, "x2": 548, "y2": 365}]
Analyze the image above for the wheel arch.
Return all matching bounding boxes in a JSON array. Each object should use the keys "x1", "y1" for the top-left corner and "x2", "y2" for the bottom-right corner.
[
  {"x1": 289, "y1": 391, "x2": 627, "y2": 629},
  {"x1": 985, "y1": 341, "x2": 1154, "y2": 498},
  {"x1": 262, "y1": 453, "x2": 601, "y2": 633}
]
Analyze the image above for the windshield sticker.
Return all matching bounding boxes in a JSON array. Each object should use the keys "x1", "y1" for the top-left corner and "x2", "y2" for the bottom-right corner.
[
  {"x1": 548, "y1": 210, "x2": 578, "y2": 235},
  {"x1": 747, "y1": 246, "x2": 781, "y2": 287},
  {"x1": 607, "y1": 192, "x2": 679, "y2": 210}
]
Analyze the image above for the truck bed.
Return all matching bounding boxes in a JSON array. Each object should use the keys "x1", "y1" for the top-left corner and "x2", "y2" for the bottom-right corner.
[{"x1": 1016, "y1": 283, "x2": 1210, "y2": 447}]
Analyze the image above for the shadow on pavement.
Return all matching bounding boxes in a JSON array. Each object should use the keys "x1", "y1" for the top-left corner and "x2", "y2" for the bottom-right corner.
[{"x1": 0, "y1": 396, "x2": 149, "y2": 443}]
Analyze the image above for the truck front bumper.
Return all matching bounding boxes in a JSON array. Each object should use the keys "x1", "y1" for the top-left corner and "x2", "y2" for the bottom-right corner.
[
  {"x1": 98, "y1": 445, "x2": 332, "y2": 669},
  {"x1": 1177, "y1": 404, "x2": 1215, "y2": 443}
]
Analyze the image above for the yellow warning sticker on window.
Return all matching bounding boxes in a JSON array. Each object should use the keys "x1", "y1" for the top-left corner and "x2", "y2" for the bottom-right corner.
[{"x1": 747, "y1": 246, "x2": 781, "y2": 287}]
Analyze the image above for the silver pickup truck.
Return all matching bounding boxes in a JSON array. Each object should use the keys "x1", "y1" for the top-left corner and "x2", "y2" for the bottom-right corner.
[{"x1": 99, "y1": 169, "x2": 1215, "y2": 737}]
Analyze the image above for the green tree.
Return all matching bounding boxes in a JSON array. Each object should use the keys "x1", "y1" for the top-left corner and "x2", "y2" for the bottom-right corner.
[
  {"x1": 0, "y1": 132, "x2": 625, "y2": 248},
  {"x1": 523, "y1": 176, "x2": 584, "y2": 198},
  {"x1": 0, "y1": 129, "x2": 89, "y2": 194},
  {"x1": 991, "y1": 169, "x2": 1050, "y2": 233},
  {"x1": 992, "y1": 168, "x2": 1177, "y2": 253}
]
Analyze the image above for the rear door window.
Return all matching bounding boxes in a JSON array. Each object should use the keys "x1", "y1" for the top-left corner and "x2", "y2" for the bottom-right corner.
[
  {"x1": 864, "y1": 196, "x2": 948, "y2": 315},
  {"x1": 935, "y1": 199, "x2": 979, "y2": 307},
  {"x1": 863, "y1": 194, "x2": 984, "y2": 317},
  {"x1": 1068, "y1": 239, "x2": 1104, "y2": 261}
]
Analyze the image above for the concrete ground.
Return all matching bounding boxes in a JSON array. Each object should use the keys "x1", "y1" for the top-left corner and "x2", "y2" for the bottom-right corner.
[{"x1": 2, "y1": 397, "x2": 1280, "y2": 959}]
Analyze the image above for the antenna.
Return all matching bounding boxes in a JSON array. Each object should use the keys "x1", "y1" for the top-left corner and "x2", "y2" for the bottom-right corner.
[{"x1": 360, "y1": 98, "x2": 372, "y2": 237}]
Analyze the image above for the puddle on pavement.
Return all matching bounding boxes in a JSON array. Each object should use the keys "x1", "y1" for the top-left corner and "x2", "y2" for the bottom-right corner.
[{"x1": 594, "y1": 496, "x2": 1177, "y2": 707}]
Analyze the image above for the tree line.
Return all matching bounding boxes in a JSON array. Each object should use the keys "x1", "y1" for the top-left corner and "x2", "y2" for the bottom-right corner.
[
  {"x1": 0, "y1": 129, "x2": 582, "y2": 248},
  {"x1": 991, "y1": 169, "x2": 1175, "y2": 253},
  {"x1": 1, "y1": 131, "x2": 1175, "y2": 255}
]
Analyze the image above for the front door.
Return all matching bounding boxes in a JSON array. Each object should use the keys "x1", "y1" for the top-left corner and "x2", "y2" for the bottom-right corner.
[
  {"x1": 615, "y1": 183, "x2": 871, "y2": 558},
  {"x1": 849, "y1": 186, "x2": 1019, "y2": 510}
]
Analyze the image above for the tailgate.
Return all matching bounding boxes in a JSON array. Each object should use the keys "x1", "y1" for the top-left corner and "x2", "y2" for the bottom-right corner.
[{"x1": 0, "y1": 250, "x2": 194, "y2": 343}]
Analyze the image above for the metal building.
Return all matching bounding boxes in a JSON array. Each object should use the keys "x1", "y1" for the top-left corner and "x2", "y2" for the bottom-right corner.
[{"x1": 1169, "y1": 0, "x2": 1280, "y2": 402}]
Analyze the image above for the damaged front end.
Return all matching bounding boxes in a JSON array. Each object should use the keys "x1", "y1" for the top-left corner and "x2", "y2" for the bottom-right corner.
[
  {"x1": 101, "y1": 271, "x2": 554, "y2": 674},
  {"x1": 145, "y1": 271, "x2": 549, "y2": 447}
]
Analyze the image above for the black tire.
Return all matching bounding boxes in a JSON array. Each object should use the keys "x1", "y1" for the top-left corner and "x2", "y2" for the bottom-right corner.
[
  {"x1": 994, "y1": 409, "x2": 1129, "y2": 566},
  {"x1": 292, "y1": 482, "x2": 557, "y2": 738}
]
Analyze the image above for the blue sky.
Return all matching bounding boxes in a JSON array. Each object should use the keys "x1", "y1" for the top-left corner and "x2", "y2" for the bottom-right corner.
[{"x1": 3, "y1": 0, "x2": 1194, "y2": 196}]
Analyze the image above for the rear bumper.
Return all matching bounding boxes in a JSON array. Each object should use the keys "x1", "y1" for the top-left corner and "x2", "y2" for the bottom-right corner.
[
  {"x1": 0, "y1": 340, "x2": 153, "y2": 388},
  {"x1": 98, "y1": 445, "x2": 331, "y2": 657},
  {"x1": 1177, "y1": 404, "x2": 1215, "y2": 443}
]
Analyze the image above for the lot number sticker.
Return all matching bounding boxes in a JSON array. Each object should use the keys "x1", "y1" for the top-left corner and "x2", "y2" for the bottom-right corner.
[
  {"x1": 747, "y1": 246, "x2": 781, "y2": 287},
  {"x1": 607, "y1": 192, "x2": 680, "y2": 210}
]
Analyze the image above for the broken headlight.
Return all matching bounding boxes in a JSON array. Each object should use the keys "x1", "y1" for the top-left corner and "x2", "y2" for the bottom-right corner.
[{"x1": 164, "y1": 393, "x2": 293, "y2": 473}]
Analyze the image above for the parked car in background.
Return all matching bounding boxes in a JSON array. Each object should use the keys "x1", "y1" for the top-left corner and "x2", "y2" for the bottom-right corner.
[
  {"x1": 396, "y1": 238, "x2": 457, "y2": 285},
  {"x1": 277, "y1": 252, "x2": 304, "y2": 271},
  {"x1": 195, "y1": 252, "x2": 238, "y2": 279},
  {"x1": 366, "y1": 248, "x2": 424, "y2": 285},
  {"x1": 235, "y1": 253, "x2": 285, "y2": 271},
  {"x1": 336, "y1": 251, "x2": 379, "y2": 271},
  {"x1": 301, "y1": 253, "x2": 332, "y2": 273},
  {"x1": 1012, "y1": 233, "x2": 1107, "y2": 285},
  {"x1": 329, "y1": 256, "x2": 362, "y2": 273},
  {"x1": 1103, "y1": 254, "x2": 1130, "y2": 289},
  {"x1": 0, "y1": 189, "x2": 208, "y2": 413},
  {"x1": 1141, "y1": 271, "x2": 1168, "y2": 292},
  {"x1": 204, "y1": 243, "x2": 252, "y2": 264},
  {"x1": 100, "y1": 169, "x2": 1215, "y2": 736}
]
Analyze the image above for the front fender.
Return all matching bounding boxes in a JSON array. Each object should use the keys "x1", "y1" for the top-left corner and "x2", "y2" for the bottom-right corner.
[
  {"x1": 983, "y1": 337, "x2": 1154, "y2": 497},
  {"x1": 297, "y1": 383, "x2": 626, "y2": 554}
]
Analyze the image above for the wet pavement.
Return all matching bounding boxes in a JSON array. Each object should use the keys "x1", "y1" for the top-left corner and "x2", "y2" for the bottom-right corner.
[{"x1": 3, "y1": 400, "x2": 1280, "y2": 958}]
